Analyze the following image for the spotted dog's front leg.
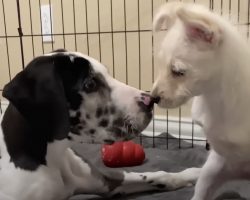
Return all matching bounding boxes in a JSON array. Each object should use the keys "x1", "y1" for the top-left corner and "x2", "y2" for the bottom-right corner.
[
  {"x1": 64, "y1": 148, "x2": 200, "y2": 197},
  {"x1": 109, "y1": 168, "x2": 201, "y2": 196}
]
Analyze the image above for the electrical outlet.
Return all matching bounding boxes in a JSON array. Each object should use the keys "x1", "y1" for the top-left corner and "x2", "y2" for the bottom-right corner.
[{"x1": 41, "y1": 5, "x2": 53, "y2": 42}]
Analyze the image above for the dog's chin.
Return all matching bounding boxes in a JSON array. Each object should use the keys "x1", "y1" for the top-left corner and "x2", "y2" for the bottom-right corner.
[
  {"x1": 157, "y1": 97, "x2": 189, "y2": 109},
  {"x1": 102, "y1": 120, "x2": 151, "y2": 144},
  {"x1": 103, "y1": 135, "x2": 134, "y2": 144}
]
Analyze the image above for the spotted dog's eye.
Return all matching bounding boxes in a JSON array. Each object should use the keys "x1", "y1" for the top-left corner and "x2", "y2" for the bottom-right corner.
[
  {"x1": 171, "y1": 65, "x2": 186, "y2": 77},
  {"x1": 84, "y1": 79, "x2": 97, "y2": 92}
]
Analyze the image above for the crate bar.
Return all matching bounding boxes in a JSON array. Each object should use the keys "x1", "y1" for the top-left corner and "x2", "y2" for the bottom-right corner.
[
  {"x1": 97, "y1": 0, "x2": 101, "y2": 61},
  {"x1": 28, "y1": 0, "x2": 35, "y2": 57},
  {"x1": 49, "y1": 0, "x2": 54, "y2": 51},
  {"x1": 1, "y1": 0, "x2": 11, "y2": 80},
  {"x1": 138, "y1": 0, "x2": 144, "y2": 145},
  {"x1": 248, "y1": 0, "x2": 250, "y2": 38},
  {"x1": 221, "y1": 0, "x2": 223, "y2": 15},
  {"x1": 84, "y1": 0, "x2": 89, "y2": 55},
  {"x1": 16, "y1": 0, "x2": 25, "y2": 69},
  {"x1": 166, "y1": 109, "x2": 169, "y2": 149},
  {"x1": 238, "y1": 0, "x2": 240, "y2": 23},
  {"x1": 73, "y1": 0, "x2": 77, "y2": 51},
  {"x1": 229, "y1": 0, "x2": 232, "y2": 20},
  {"x1": 210, "y1": 0, "x2": 214, "y2": 10},
  {"x1": 38, "y1": 0, "x2": 45, "y2": 54},
  {"x1": 110, "y1": 0, "x2": 115, "y2": 77},
  {"x1": 124, "y1": 0, "x2": 128, "y2": 84},
  {"x1": 61, "y1": 0, "x2": 66, "y2": 48},
  {"x1": 0, "y1": 99, "x2": 2, "y2": 114},
  {"x1": 151, "y1": 0, "x2": 156, "y2": 147},
  {"x1": 178, "y1": 108, "x2": 181, "y2": 148},
  {"x1": 191, "y1": 120, "x2": 194, "y2": 148},
  {"x1": 138, "y1": 0, "x2": 141, "y2": 90},
  {"x1": 0, "y1": 29, "x2": 155, "y2": 38}
]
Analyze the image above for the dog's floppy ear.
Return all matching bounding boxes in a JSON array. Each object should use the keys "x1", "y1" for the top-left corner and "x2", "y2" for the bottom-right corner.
[
  {"x1": 3, "y1": 56, "x2": 70, "y2": 141},
  {"x1": 177, "y1": 6, "x2": 222, "y2": 47}
]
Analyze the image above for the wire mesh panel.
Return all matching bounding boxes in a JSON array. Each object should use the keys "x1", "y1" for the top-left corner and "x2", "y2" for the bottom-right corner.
[{"x1": 1, "y1": 0, "x2": 250, "y2": 149}]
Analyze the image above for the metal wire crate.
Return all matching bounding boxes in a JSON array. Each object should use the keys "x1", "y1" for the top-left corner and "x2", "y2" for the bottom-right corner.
[{"x1": 1, "y1": 0, "x2": 249, "y2": 149}]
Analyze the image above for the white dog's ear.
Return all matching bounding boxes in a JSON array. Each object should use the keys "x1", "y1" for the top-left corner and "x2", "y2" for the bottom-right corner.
[
  {"x1": 177, "y1": 6, "x2": 222, "y2": 47},
  {"x1": 153, "y1": 12, "x2": 168, "y2": 31},
  {"x1": 153, "y1": 2, "x2": 182, "y2": 31}
]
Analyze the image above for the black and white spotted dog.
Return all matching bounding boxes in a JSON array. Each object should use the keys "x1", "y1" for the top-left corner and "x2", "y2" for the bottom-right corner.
[{"x1": 0, "y1": 49, "x2": 199, "y2": 200}]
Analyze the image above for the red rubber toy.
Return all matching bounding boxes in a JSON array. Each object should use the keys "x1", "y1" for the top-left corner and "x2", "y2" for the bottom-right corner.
[{"x1": 102, "y1": 141, "x2": 145, "y2": 167}]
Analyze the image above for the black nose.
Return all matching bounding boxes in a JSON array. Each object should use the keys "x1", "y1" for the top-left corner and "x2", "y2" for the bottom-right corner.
[{"x1": 138, "y1": 93, "x2": 155, "y2": 112}]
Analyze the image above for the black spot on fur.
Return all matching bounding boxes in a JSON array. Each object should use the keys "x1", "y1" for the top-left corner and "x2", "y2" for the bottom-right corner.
[
  {"x1": 104, "y1": 107, "x2": 109, "y2": 114},
  {"x1": 70, "y1": 127, "x2": 81, "y2": 135},
  {"x1": 113, "y1": 118, "x2": 124, "y2": 127},
  {"x1": 99, "y1": 119, "x2": 109, "y2": 127},
  {"x1": 140, "y1": 174, "x2": 147, "y2": 180},
  {"x1": 110, "y1": 106, "x2": 116, "y2": 114},
  {"x1": 96, "y1": 107, "x2": 103, "y2": 118},
  {"x1": 76, "y1": 111, "x2": 81, "y2": 118},
  {"x1": 148, "y1": 180, "x2": 154, "y2": 184},
  {"x1": 104, "y1": 139, "x2": 115, "y2": 144},
  {"x1": 67, "y1": 136, "x2": 73, "y2": 140},
  {"x1": 89, "y1": 129, "x2": 96, "y2": 134},
  {"x1": 70, "y1": 116, "x2": 80, "y2": 125},
  {"x1": 206, "y1": 142, "x2": 210, "y2": 150},
  {"x1": 77, "y1": 125, "x2": 84, "y2": 130},
  {"x1": 86, "y1": 114, "x2": 91, "y2": 119},
  {"x1": 69, "y1": 93, "x2": 83, "y2": 110},
  {"x1": 112, "y1": 193, "x2": 126, "y2": 198},
  {"x1": 156, "y1": 184, "x2": 166, "y2": 189}
]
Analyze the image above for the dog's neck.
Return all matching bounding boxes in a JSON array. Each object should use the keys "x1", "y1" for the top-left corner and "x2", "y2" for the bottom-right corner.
[
  {"x1": 46, "y1": 139, "x2": 70, "y2": 168},
  {"x1": 201, "y1": 26, "x2": 250, "y2": 123}
]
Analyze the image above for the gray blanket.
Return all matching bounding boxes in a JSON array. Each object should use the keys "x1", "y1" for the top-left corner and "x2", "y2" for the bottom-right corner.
[{"x1": 70, "y1": 137, "x2": 250, "y2": 200}]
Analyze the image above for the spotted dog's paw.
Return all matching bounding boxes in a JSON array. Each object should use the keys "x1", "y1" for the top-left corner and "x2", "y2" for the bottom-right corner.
[
  {"x1": 142, "y1": 171, "x2": 172, "y2": 190},
  {"x1": 146, "y1": 168, "x2": 201, "y2": 191}
]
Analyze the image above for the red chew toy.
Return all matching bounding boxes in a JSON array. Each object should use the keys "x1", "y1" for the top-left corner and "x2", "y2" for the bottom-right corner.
[{"x1": 102, "y1": 141, "x2": 145, "y2": 167}]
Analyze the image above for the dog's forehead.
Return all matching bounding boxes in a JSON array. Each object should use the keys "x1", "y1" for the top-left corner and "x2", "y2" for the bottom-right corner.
[
  {"x1": 72, "y1": 52, "x2": 108, "y2": 74},
  {"x1": 45, "y1": 51, "x2": 108, "y2": 75}
]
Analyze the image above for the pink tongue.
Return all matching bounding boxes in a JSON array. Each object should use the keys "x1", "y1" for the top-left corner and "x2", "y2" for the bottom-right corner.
[{"x1": 143, "y1": 96, "x2": 151, "y2": 106}]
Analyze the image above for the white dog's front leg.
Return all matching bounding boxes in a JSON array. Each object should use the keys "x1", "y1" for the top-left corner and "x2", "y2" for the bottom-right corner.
[{"x1": 191, "y1": 150, "x2": 228, "y2": 200}]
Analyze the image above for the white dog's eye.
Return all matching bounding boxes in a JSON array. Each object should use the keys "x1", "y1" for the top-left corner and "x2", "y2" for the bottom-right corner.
[{"x1": 171, "y1": 66, "x2": 186, "y2": 77}]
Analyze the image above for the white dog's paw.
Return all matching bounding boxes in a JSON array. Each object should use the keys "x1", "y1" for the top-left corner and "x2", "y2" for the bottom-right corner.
[{"x1": 144, "y1": 168, "x2": 201, "y2": 191}]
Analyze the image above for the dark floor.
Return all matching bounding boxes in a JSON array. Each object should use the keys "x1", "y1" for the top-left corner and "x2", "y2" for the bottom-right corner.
[{"x1": 69, "y1": 136, "x2": 250, "y2": 200}]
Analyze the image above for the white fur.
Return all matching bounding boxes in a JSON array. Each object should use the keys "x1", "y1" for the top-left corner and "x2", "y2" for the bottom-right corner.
[{"x1": 152, "y1": 2, "x2": 250, "y2": 200}]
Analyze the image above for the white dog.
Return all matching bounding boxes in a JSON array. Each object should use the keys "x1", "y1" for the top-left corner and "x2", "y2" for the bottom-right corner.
[{"x1": 152, "y1": 2, "x2": 250, "y2": 200}]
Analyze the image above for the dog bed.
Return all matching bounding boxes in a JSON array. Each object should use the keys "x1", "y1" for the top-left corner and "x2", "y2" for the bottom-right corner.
[{"x1": 70, "y1": 135, "x2": 250, "y2": 200}]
